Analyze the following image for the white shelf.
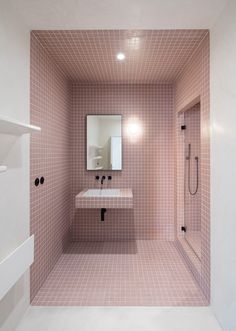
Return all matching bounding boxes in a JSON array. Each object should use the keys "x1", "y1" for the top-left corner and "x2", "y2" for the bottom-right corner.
[
  {"x1": 91, "y1": 145, "x2": 103, "y2": 149},
  {"x1": 0, "y1": 235, "x2": 34, "y2": 300},
  {"x1": 0, "y1": 116, "x2": 41, "y2": 135},
  {"x1": 95, "y1": 166, "x2": 103, "y2": 170},
  {"x1": 93, "y1": 156, "x2": 102, "y2": 160},
  {"x1": 0, "y1": 166, "x2": 7, "y2": 173}
]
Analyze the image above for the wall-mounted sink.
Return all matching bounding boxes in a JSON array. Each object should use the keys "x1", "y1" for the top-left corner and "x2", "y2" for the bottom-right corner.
[
  {"x1": 75, "y1": 188, "x2": 133, "y2": 209},
  {"x1": 84, "y1": 188, "x2": 121, "y2": 197}
]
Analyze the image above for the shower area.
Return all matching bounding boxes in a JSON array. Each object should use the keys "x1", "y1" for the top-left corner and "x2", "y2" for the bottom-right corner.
[{"x1": 183, "y1": 104, "x2": 201, "y2": 259}]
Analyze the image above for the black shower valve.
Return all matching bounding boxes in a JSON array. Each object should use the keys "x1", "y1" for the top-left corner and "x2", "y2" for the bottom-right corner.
[
  {"x1": 95, "y1": 175, "x2": 100, "y2": 180},
  {"x1": 34, "y1": 176, "x2": 45, "y2": 187},
  {"x1": 108, "y1": 175, "x2": 112, "y2": 180},
  {"x1": 34, "y1": 177, "x2": 39, "y2": 187}
]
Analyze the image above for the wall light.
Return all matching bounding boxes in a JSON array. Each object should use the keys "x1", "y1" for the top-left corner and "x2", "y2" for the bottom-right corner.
[
  {"x1": 117, "y1": 52, "x2": 125, "y2": 61},
  {"x1": 126, "y1": 118, "x2": 143, "y2": 142}
]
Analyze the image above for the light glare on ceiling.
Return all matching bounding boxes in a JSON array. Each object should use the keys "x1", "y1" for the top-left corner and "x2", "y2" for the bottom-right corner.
[
  {"x1": 117, "y1": 52, "x2": 125, "y2": 61},
  {"x1": 128, "y1": 37, "x2": 140, "y2": 50}
]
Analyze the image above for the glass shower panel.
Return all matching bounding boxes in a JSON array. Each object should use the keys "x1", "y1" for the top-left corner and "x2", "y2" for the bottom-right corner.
[{"x1": 184, "y1": 104, "x2": 201, "y2": 259}]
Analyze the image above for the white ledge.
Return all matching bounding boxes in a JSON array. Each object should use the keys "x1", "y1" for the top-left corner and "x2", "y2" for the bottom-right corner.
[{"x1": 0, "y1": 116, "x2": 41, "y2": 135}]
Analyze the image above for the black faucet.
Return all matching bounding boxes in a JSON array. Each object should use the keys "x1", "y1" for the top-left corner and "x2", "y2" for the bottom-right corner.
[{"x1": 101, "y1": 176, "x2": 106, "y2": 187}]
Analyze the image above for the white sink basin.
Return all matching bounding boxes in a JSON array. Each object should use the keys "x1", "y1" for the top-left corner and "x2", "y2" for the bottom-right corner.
[
  {"x1": 84, "y1": 189, "x2": 121, "y2": 197},
  {"x1": 75, "y1": 188, "x2": 133, "y2": 209}
]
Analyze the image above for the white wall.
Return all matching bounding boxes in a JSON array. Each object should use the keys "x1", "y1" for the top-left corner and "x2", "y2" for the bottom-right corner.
[
  {"x1": 6, "y1": 0, "x2": 228, "y2": 30},
  {"x1": 0, "y1": 3, "x2": 30, "y2": 331},
  {"x1": 211, "y1": 1, "x2": 236, "y2": 330}
]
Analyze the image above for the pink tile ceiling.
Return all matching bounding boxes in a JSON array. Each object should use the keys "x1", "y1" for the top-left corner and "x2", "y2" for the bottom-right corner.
[{"x1": 32, "y1": 30, "x2": 208, "y2": 83}]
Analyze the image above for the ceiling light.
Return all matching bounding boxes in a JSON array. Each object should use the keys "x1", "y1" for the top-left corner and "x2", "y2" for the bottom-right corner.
[{"x1": 117, "y1": 52, "x2": 125, "y2": 61}]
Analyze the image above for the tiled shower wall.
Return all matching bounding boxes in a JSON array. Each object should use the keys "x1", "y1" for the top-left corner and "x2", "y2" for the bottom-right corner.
[
  {"x1": 175, "y1": 34, "x2": 210, "y2": 301},
  {"x1": 71, "y1": 84, "x2": 174, "y2": 241},
  {"x1": 30, "y1": 34, "x2": 71, "y2": 300}
]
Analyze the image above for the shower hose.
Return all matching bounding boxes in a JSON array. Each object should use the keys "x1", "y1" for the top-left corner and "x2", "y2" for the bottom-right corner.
[{"x1": 186, "y1": 143, "x2": 199, "y2": 196}]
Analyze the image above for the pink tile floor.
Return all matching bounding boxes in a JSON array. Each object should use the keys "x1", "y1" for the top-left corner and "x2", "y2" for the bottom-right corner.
[{"x1": 32, "y1": 241, "x2": 207, "y2": 306}]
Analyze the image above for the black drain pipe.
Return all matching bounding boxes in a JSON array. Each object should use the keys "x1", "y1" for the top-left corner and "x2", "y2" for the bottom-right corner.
[{"x1": 101, "y1": 208, "x2": 107, "y2": 221}]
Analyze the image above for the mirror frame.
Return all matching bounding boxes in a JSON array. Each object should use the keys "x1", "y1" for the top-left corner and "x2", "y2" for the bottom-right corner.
[{"x1": 86, "y1": 114, "x2": 123, "y2": 171}]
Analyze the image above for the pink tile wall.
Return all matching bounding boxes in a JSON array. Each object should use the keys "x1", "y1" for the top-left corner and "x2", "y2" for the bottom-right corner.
[
  {"x1": 71, "y1": 84, "x2": 174, "y2": 241},
  {"x1": 184, "y1": 104, "x2": 201, "y2": 232},
  {"x1": 175, "y1": 34, "x2": 210, "y2": 301},
  {"x1": 30, "y1": 33, "x2": 71, "y2": 301}
]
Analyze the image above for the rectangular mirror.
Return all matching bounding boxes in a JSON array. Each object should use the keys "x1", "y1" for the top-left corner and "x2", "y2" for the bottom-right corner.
[{"x1": 87, "y1": 115, "x2": 122, "y2": 171}]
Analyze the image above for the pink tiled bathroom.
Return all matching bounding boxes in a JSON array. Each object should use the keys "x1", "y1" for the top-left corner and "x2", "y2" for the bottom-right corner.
[{"x1": 0, "y1": 1, "x2": 236, "y2": 331}]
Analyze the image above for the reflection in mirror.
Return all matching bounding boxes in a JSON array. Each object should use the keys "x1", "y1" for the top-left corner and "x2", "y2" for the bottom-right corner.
[{"x1": 87, "y1": 115, "x2": 122, "y2": 171}]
